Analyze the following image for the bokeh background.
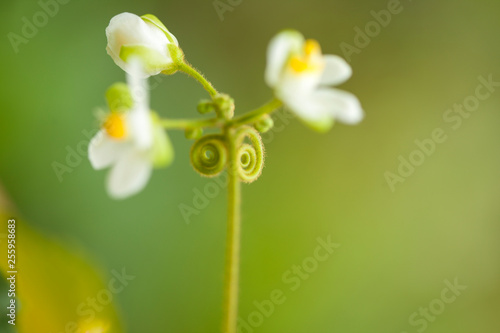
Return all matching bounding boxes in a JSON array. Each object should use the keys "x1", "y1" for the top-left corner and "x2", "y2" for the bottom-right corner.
[{"x1": 1, "y1": 0, "x2": 499, "y2": 332}]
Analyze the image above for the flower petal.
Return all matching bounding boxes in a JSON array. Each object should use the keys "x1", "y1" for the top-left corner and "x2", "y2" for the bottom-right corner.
[
  {"x1": 141, "y1": 14, "x2": 178, "y2": 46},
  {"x1": 88, "y1": 130, "x2": 126, "y2": 170},
  {"x1": 128, "y1": 109, "x2": 154, "y2": 149},
  {"x1": 106, "y1": 13, "x2": 142, "y2": 59},
  {"x1": 265, "y1": 30, "x2": 304, "y2": 87},
  {"x1": 106, "y1": 149, "x2": 152, "y2": 199},
  {"x1": 126, "y1": 60, "x2": 154, "y2": 149},
  {"x1": 319, "y1": 55, "x2": 352, "y2": 86},
  {"x1": 312, "y1": 88, "x2": 364, "y2": 125},
  {"x1": 280, "y1": 90, "x2": 334, "y2": 132}
]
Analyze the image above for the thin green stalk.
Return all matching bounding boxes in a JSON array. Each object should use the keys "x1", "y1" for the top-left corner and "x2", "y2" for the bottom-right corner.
[
  {"x1": 178, "y1": 62, "x2": 218, "y2": 97},
  {"x1": 160, "y1": 117, "x2": 221, "y2": 130},
  {"x1": 229, "y1": 98, "x2": 282, "y2": 127},
  {"x1": 222, "y1": 128, "x2": 241, "y2": 333}
]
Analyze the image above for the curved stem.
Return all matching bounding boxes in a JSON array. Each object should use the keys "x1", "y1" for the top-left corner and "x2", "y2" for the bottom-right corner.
[
  {"x1": 178, "y1": 62, "x2": 218, "y2": 97},
  {"x1": 160, "y1": 98, "x2": 282, "y2": 131},
  {"x1": 229, "y1": 98, "x2": 282, "y2": 127},
  {"x1": 160, "y1": 117, "x2": 221, "y2": 130},
  {"x1": 222, "y1": 127, "x2": 241, "y2": 333}
]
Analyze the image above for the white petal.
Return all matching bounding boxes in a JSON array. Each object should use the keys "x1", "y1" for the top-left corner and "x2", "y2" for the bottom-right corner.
[
  {"x1": 126, "y1": 60, "x2": 154, "y2": 149},
  {"x1": 106, "y1": 13, "x2": 141, "y2": 60},
  {"x1": 265, "y1": 30, "x2": 304, "y2": 87},
  {"x1": 164, "y1": 29, "x2": 178, "y2": 47},
  {"x1": 280, "y1": 68, "x2": 322, "y2": 98},
  {"x1": 128, "y1": 109, "x2": 154, "y2": 149},
  {"x1": 283, "y1": 90, "x2": 331, "y2": 123},
  {"x1": 127, "y1": 59, "x2": 150, "y2": 107},
  {"x1": 88, "y1": 130, "x2": 127, "y2": 170},
  {"x1": 141, "y1": 14, "x2": 179, "y2": 46},
  {"x1": 319, "y1": 55, "x2": 352, "y2": 86},
  {"x1": 312, "y1": 88, "x2": 364, "y2": 124},
  {"x1": 276, "y1": 69, "x2": 324, "y2": 121},
  {"x1": 144, "y1": 21, "x2": 171, "y2": 50},
  {"x1": 106, "y1": 149, "x2": 153, "y2": 199}
]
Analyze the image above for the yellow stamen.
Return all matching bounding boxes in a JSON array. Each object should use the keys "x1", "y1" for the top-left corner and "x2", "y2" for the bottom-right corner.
[
  {"x1": 304, "y1": 39, "x2": 321, "y2": 56},
  {"x1": 288, "y1": 39, "x2": 323, "y2": 73},
  {"x1": 103, "y1": 112, "x2": 127, "y2": 139},
  {"x1": 290, "y1": 57, "x2": 309, "y2": 72}
]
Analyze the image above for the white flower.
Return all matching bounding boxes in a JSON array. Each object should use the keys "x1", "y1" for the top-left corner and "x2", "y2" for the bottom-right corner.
[
  {"x1": 106, "y1": 12, "x2": 180, "y2": 77},
  {"x1": 89, "y1": 60, "x2": 173, "y2": 199},
  {"x1": 265, "y1": 30, "x2": 364, "y2": 131}
]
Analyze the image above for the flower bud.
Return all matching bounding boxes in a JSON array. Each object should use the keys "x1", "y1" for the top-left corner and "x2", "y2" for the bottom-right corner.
[
  {"x1": 197, "y1": 100, "x2": 215, "y2": 114},
  {"x1": 213, "y1": 93, "x2": 235, "y2": 119},
  {"x1": 254, "y1": 115, "x2": 274, "y2": 133},
  {"x1": 106, "y1": 83, "x2": 133, "y2": 111},
  {"x1": 106, "y1": 12, "x2": 181, "y2": 77}
]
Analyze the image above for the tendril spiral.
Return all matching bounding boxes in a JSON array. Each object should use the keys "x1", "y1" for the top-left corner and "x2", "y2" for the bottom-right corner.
[
  {"x1": 190, "y1": 134, "x2": 228, "y2": 177},
  {"x1": 234, "y1": 126, "x2": 265, "y2": 183}
]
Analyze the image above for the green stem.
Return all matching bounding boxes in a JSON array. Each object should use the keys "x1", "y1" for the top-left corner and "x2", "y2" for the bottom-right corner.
[
  {"x1": 222, "y1": 127, "x2": 241, "y2": 333},
  {"x1": 160, "y1": 117, "x2": 221, "y2": 130},
  {"x1": 229, "y1": 98, "x2": 282, "y2": 127},
  {"x1": 178, "y1": 62, "x2": 218, "y2": 97}
]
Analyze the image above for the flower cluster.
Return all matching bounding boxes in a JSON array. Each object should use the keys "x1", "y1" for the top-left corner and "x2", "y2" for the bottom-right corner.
[{"x1": 89, "y1": 12, "x2": 363, "y2": 199}]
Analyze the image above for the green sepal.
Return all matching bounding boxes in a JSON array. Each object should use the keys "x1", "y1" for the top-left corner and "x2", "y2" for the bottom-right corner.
[
  {"x1": 141, "y1": 14, "x2": 177, "y2": 45},
  {"x1": 299, "y1": 114, "x2": 334, "y2": 133},
  {"x1": 168, "y1": 43, "x2": 185, "y2": 64},
  {"x1": 106, "y1": 83, "x2": 132, "y2": 111},
  {"x1": 161, "y1": 66, "x2": 179, "y2": 75},
  {"x1": 281, "y1": 103, "x2": 334, "y2": 133},
  {"x1": 150, "y1": 112, "x2": 175, "y2": 168},
  {"x1": 120, "y1": 45, "x2": 174, "y2": 74},
  {"x1": 159, "y1": 45, "x2": 185, "y2": 75}
]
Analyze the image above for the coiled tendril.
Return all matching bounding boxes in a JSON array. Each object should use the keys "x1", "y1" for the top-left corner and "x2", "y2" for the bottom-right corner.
[
  {"x1": 190, "y1": 127, "x2": 265, "y2": 182},
  {"x1": 234, "y1": 126, "x2": 265, "y2": 183},
  {"x1": 190, "y1": 134, "x2": 228, "y2": 177}
]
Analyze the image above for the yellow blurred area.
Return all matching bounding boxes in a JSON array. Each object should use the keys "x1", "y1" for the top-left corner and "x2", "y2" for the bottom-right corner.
[{"x1": 0, "y1": 187, "x2": 123, "y2": 333}]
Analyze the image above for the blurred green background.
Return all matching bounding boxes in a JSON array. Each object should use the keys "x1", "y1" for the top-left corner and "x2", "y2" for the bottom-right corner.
[{"x1": 1, "y1": 0, "x2": 499, "y2": 332}]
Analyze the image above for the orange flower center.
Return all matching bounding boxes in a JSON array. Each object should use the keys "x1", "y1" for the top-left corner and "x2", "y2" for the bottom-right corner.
[{"x1": 103, "y1": 112, "x2": 127, "y2": 140}]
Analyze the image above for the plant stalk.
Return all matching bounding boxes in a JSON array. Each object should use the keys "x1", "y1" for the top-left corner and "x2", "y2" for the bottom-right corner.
[
  {"x1": 160, "y1": 117, "x2": 221, "y2": 129},
  {"x1": 178, "y1": 62, "x2": 218, "y2": 97},
  {"x1": 222, "y1": 128, "x2": 241, "y2": 333},
  {"x1": 229, "y1": 98, "x2": 282, "y2": 126}
]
